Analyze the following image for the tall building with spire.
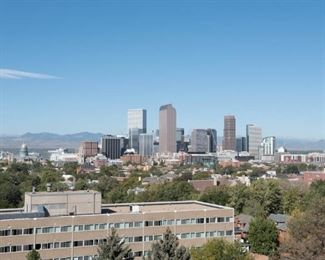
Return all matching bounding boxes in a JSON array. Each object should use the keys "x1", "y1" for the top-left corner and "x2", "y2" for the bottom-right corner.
[
  {"x1": 223, "y1": 115, "x2": 236, "y2": 151},
  {"x1": 159, "y1": 104, "x2": 176, "y2": 154}
]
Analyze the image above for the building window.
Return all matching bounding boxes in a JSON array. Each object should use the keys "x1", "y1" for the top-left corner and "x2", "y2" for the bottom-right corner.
[
  {"x1": 217, "y1": 231, "x2": 225, "y2": 237},
  {"x1": 84, "y1": 224, "x2": 94, "y2": 231},
  {"x1": 54, "y1": 242, "x2": 60, "y2": 248},
  {"x1": 134, "y1": 221, "x2": 143, "y2": 227},
  {"x1": 23, "y1": 228, "x2": 33, "y2": 235},
  {"x1": 124, "y1": 237, "x2": 134, "y2": 243},
  {"x1": 134, "y1": 236, "x2": 143, "y2": 242},
  {"x1": 226, "y1": 230, "x2": 233, "y2": 236},
  {"x1": 54, "y1": 227, "x2": 61, "y2": 233},
  {"x1": 12, "y1": 229, "x2": 23, "y2": 236},
  {"x1": 74, "y1": 225, "x2": 84, "y2": 232},
  {"x1": 99, "y1": 239, "x2": 107, "y2": 245},
  {"x1": 73, "y1": 241, "x2": 83, "y2": 247},
  {"x1": 144, "y1": 236, "x2": 153, "y2": 242},
  {"x1": 154, "y1": 235, "x2": 162, "y2": 241},
  {"x1": 218, "y1": 217, "x2": 225, "y2": 223},
  {"x1": 181, "y1": 219, "x2": 191, "y2": 225},
  {"x1": 134, "y1": 252, "x2": 143, "y2": 257},
  {"x1": 0, "y1": 246, "x2": 10, "y2": 253},
  {"x1": 162, "y1": 219, "x2": 175, "y2": 226},
  {"x1": 196, "y1": 232, "x2": 205, "y2": 238},
  {"x1": 145, "y1": 221, "x2": 153, "y2": 227},
  {"x1": 209, "y1": 217, "x2": 216, "y2": 223},
  {"x1": 35, "y1": 244, "x2": 41, "y2": 250},
  {"x1": 42, "y1": 243, "x2": 53, "y2": 249},
  {"x1": 61, "y1": 242, "x2": 71, "y2": 248},
  {"x1": 11, "y1": 245, "x2": 22, "y2": 252},
  {"x1": 206, "y1": 231, "x2": 216, "y2": 238},
  {"x1": 23, "y1": 245, "x2": 33, "y2": 251},
  {"x1": 0, "y1": 230, "x2": 11, "y2": 236},
  {"x1": 125, "y1": 222, "x2": 133, "y2": 228},
  {"x1": 84, "y1": 240, "x2": 94, "y2": 246},
  {"x1": 36, "y1": 228, "x2": 42, "y2": 234},
  {"x1": 42, "y1": 227, "x2": 54, "y2": 234},
  {"x1": 154, "y1": 220, "x2": 162, "y2": 226},
  {"x1": 196, "y1": 218, "x2": 205, "y2": 224},
  {"x1": 99, "y1": 223, "x2": 107, "y2": 230},
  {"x1": 181, "y1": 233, "x2": 190, "y2": 239},
  {"x1": 61, "y1": 226, "x2": 72, "y2": 232}
]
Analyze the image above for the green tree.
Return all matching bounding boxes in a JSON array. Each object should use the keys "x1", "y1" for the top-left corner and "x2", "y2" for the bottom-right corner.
[
  {"x1": 191, "y1": 239, "x2": 253, "y2": 260},
  {"x1": 137, "y1": 181, "x2": 197, "y2": 202},
  {"x1": 62, "y1": 162, "x2": 78, "y2": 175},
  {"x1": 246, "y1": 179, "x2": 282, "y2": 216},
  {"x1": 282, "y1": 186, "x2": 305, "y2": 215},
  {"x1": 229, "y1": 184, "x2": 251, "y2": 214},
  {"x1": 282, "y1": 197, "x2": 325, "y2": 260},
  {"x1": 74, "y1": 179, "x2": 89, "y2": 190},
  {"x1": 302, "y1": 180, "x2": 325, "y2": 210},
  {"x1": 192, "y1": 171, "x2": 211, "y2": 180},
  {"x1": 26, "y1": 249, "x2": 41, "y2": 260},
  {"x1": 248, "y1": 217, "x2": 278, "y2": 256},
  {"x1": 149, "y1": 228, "x2": 190, "y2": 260},
  {"x1": 199, "y1": 185, "x2": 230, "y2": 206},
  {"x1": 282, "y1": 165, "x2": 299, "y2": 174},
  {"x1": 97, "y1": 228, "x2": 133, "y2": 260},
  {"x1": 100, "y1": 165, "x2": 119, "y2": 177}
]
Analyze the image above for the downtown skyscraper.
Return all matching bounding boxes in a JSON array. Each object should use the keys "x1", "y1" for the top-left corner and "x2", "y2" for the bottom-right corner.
[
  {"x1": 159, "y1": 104, "x2": 176, "y2": 154},
  {"x1": 127, "y1": 109, "x2": 147, "y2": 133},
  {"x1": 127, "y1": 109, "x2": 147, "y2": 153},
  {"x1": 246, "y1": 124, "x2": 262, "y2": 159},
  {"x1": 223, "y1": 115, "x2": 236, "y2": 151}
]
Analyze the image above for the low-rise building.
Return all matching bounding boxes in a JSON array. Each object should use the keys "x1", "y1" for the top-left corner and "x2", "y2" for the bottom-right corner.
[
  {"x1": 0, "y1": 191, "x2": 234, "y2": 260},
  {"x1": 303, "y1": 170, "x2": 325, "y2": 185}
]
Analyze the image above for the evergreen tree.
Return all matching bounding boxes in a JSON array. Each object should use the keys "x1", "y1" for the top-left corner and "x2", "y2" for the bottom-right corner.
[
  {"x1": 26, "y1": 249, "x2": 41, "y2": 260},
  {"x1": 97, "y1": 228, "x2": 133, "y2": 260},
  {"x1": 149, "y1": 228, "x2": 190, "y2": 260}
]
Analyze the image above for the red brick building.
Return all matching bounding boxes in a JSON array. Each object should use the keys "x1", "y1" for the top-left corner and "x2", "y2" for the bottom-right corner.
[{"x1": 303, "y1": 171, "x2": 325, "y2": 186}]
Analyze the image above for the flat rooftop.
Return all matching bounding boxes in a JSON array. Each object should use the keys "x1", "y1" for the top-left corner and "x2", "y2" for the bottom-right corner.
[
  {"x1": 103, "y1": 201, "x2": 232, "y2": 214},
  {"x1": 25, "y1": 190, "x2": 100, "y2": 196}
]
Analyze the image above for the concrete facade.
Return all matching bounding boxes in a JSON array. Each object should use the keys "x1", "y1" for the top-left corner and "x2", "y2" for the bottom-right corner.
[{"x1": 0, "y1": 191, "x2": 234, "y2": 260}]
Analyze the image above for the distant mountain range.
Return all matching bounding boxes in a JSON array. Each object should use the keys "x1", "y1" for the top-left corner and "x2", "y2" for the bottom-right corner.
[
  {"x1": 0, "y1": 132, "x2": 324, "y2": 151},
  {"x1": 0, "y1": 132, "x2": 103, "y2": 149}
]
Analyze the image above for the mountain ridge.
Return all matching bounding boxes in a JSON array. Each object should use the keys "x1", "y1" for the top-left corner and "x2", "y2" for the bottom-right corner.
[{"x1": 0, "y1": 132, "x2": 324, "y2": 150}]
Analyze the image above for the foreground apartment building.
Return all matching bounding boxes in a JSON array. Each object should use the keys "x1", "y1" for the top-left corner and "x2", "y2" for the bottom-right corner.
[{"x1": 0, "y1": 190, "x2": 234, "y2": 260}]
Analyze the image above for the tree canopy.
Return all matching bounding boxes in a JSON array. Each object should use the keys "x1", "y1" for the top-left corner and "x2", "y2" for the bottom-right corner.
[
  {"x1": 248, "y1": 217, "x2": 278, "y2": 256},
  {"x1": 191, "y1": 239, "x2": 253, "y2": 260},
  {"x1": 282, "y1": 196, "x2": 325, "y2": 260}
]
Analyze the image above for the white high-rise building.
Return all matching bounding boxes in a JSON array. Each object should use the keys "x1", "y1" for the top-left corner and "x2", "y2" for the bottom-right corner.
[
  {"x1": 127, "y1": 109, "x2": 147, "y2": 133},
  {"x1": 128, "y1": 109, "x2": 147, "y2": 153},
  {"x1": 139, "y1": 134, "x2": 153, "y2": 157},
  {"x1": 246, "y1": 124, "x2": 262, "y2": 159},
  {"x1": 261, "y1": 136, "x2": 276, "y2": 156}
]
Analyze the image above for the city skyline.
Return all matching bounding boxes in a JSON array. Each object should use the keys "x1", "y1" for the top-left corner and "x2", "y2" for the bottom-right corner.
[{"x1": 0, "y1": 0, "x2": 324, "y2": 139}]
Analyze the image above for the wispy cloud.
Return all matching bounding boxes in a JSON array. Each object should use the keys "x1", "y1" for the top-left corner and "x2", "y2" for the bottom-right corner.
[{"x1": 0, "y1": 68, "x2": 61, "y2": 79}]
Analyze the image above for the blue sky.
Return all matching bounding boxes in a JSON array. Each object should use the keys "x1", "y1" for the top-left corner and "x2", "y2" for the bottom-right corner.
[{"x1": 0, "y1": 0, "x2": 324, "y2": 139}]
